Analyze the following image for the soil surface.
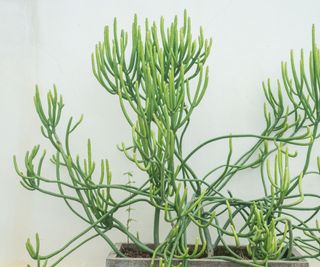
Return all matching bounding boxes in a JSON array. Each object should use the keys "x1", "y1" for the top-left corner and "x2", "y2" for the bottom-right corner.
[{"x1": 120, "y1": 243, "x2": 251, "y2": 259}]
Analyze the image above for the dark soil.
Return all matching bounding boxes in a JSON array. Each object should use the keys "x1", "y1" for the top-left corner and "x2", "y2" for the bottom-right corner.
[
  {"x1": 120, "y1": 243, "x2": 251, "y2": 259},
  {"x1": 120, "y1": 243, "x2": 153, "y2": 258}
]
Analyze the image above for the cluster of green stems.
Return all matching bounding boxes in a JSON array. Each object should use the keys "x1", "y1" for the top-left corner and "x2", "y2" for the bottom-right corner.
[{"x1": 15, "y1": 11, "x2": 320, "y2": 267}]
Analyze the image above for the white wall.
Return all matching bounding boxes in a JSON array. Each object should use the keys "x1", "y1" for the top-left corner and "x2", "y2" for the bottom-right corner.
[{"x1": 0, "y1": 0, "x2": 319, "y2": 266}]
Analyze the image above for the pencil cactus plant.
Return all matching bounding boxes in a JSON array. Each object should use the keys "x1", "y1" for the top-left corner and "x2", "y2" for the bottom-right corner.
[{"x1": 14, "y1": 10, "x2": 320, "y2": 267}]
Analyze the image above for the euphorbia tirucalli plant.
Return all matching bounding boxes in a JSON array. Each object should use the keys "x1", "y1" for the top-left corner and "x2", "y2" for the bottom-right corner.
[{"x1": 14, "y1": 10, "x2": 320, "y2": 267}]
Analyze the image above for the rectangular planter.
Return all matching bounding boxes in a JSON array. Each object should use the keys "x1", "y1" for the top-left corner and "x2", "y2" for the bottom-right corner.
[{"x1": 106, "y1": 243, "x2": 309, "y2": 267}]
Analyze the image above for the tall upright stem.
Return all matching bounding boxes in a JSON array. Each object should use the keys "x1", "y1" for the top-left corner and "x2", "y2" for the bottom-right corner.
[
  {"x1": 154, "y1": 207, "x2": 160, "y2": 245},
  {"x1": 204, "y1": 227, "x2": 213, "y2": 256}
]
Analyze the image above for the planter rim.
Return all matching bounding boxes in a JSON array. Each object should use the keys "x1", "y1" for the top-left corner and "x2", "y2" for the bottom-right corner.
[{"x1": 106, "y1": 243, "x2": 309, "y2": 264}]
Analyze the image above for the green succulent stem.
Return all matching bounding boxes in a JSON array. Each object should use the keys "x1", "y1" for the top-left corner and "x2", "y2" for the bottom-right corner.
[{"x1": 15, "y1": 12, "x2": 320, "y2": 267}]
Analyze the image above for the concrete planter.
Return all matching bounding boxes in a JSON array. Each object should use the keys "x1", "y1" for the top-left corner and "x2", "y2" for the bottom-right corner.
[{"x1": 106, "y1": 244, "x2": 309, "y2": 267}]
